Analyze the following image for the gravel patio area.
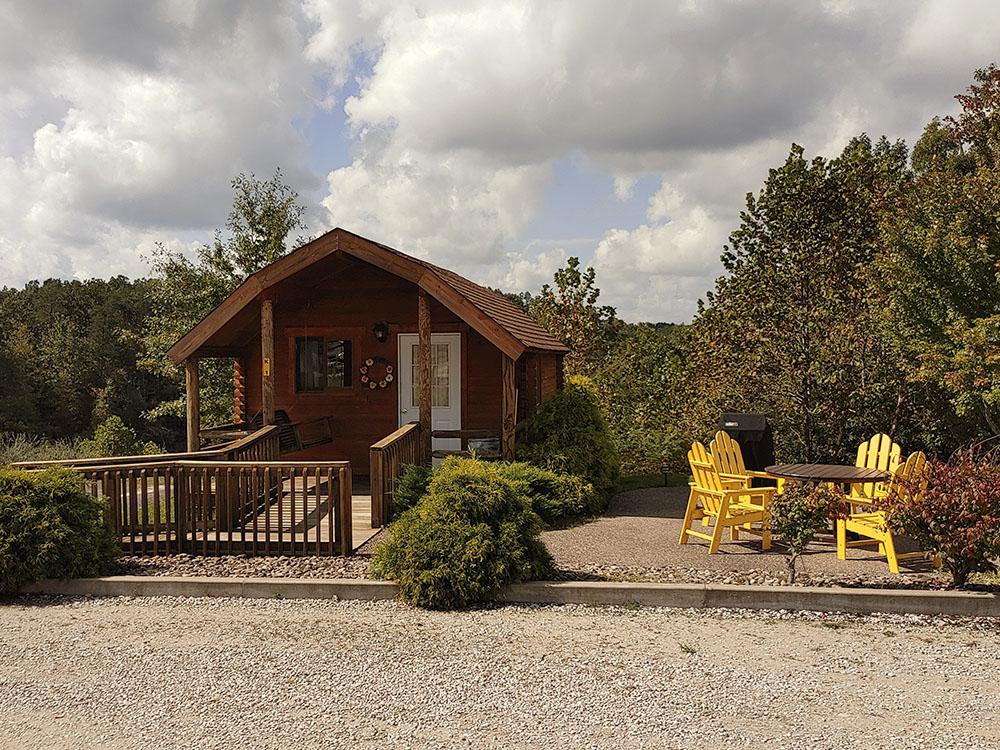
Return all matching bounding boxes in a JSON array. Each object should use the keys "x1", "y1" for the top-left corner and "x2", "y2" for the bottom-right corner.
[
  {"x1": 1, "y1": 596, "x2": 998, "y2": 750},
  {"x1": 542, "y1": 485, "x2": 964, "y2": 588}
]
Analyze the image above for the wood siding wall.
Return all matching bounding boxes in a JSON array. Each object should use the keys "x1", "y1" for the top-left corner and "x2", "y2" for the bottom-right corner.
[
  {"x1": 241, "y1": 256, "x2": 503, "y2": 471},
  {"x1": 518, "y1": 350, "x2": 563, "y2": 421}
]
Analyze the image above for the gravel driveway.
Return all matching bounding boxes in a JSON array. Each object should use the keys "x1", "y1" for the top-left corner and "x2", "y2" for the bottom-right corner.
[{"x1": 1, "y1": 596, "x2": 998, "y2": 750}]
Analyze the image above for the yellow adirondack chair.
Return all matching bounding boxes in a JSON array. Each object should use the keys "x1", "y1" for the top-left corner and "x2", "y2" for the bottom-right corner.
[
  {"x1": 710, "y1": 430, "x2": 776, "y2": 493},
  {"x1": 850, "y1": 433, "x2": 901, "y2": 508},
  {"x1": 836, "y1": 451, "x2": 938, "y2": 573},
  {"x1": 680, "y1": 441, "x2": 776, "y2": 553}
]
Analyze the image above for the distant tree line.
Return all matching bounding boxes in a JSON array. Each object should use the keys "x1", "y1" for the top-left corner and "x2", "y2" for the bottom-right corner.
[{"x1": 0, "y1": 276, "x2": 178, "y2": 444}]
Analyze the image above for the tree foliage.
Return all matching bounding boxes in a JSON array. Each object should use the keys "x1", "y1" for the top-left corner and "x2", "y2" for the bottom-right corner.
[
  {"x1": 770, "y1": 483, "x2": 848, "y2": 583},
  {"x1": 0, "y1": 277, "x2": 176, "y2": 444},
  {"x1": 590, "y1": 323, "x2": 689, "y2": 474},
  {"x1": 528, "y1": 257, "x2": 619, "y2": 372},
  {"x1": 883, "y1": 65, "x2": 1000, "y2": 437},
  {"x1": 686, "y1": 136, "x2": 916, "y2": 461},
  {"x1": 880, "y1": 449, "x2": 1000, "y2": 587},
  {"x1": 143, "y1": 169, "x2": 307, "y2": 427}
]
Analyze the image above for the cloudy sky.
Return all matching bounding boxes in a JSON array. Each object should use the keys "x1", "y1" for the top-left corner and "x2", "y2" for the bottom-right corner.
[{"x1": 1, "y1": 1, "x2": 998, "y2": 321}]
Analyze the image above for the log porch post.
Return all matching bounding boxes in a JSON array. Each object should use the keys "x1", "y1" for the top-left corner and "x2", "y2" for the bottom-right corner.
[
  {"x1": 185, "y1": 358, "x2": 200, "y2": 452},
  {"x1": 233, "y1": 357, "x2": 246, "y2": 425},
  {"x1": 417, "y1": 288, "x2": 432, "y2": 464},
  {"x1": 261, "y1": 298, "x2": 276, "y2": 426},
  {"x1": 501, "y1": 354, "x2": 516, "y2": 461}
]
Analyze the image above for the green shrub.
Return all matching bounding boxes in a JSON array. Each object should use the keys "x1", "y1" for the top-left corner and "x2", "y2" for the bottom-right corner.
[
  {"x1": 516, "y1": 376, "x2": 620, "y2": 499},
  {"x1": 0, "y1": 433, "x2": 88, "y2": 465},
  {"x1": 881, "y1": 450, "x2": 1000, "y2": 588},
  {"x1": 0, "y1": 468, "x2": 119, "y2": 593},
  {"x1": 372, "y1": 457, "x2": 551, "y2": 609},
  {"x1": 614, "y1": 426, "x2": 688, "y2": 478},
  {"x1": 391, "y1": 463, "x2": 434, "y2": 518},
  {"x1": 770, "y1": 483, "x2": 848, "y2": 583},
  {"x1": 498, "y1": 462, "x2": 599, "y2": 525},
  {"x1": 79, "y1": 416, "x2": 160, "y2": 458}
]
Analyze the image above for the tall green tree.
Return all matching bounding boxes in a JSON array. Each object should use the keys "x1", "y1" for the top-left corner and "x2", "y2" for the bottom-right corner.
[
  {"x1": 687, "y1": 136, "x2": 914, "y2": 461},
  {"x1": 528, "y1": 257, "x2": 619, "y2": 373},
  {"x1": 143, "y1": 169, "x2": 307, "y2": 428},
  {"x1": 883, "y1": 65, "x2": 1000, "y2": 438}
]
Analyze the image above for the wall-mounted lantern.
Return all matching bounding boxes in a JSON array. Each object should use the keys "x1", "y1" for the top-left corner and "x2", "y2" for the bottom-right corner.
[{"x1": 373, "y1": 322, "x2": 389, "y2": 343}]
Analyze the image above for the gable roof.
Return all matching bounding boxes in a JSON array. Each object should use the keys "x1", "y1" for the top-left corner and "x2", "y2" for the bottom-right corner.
[{"x1": 167, "y1": 228, "x2": 568, "y2": 363}]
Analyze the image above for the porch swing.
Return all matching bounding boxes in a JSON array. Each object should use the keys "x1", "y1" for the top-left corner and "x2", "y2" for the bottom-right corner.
[{"x1": 201, "y1": 410, "x2": 334, "y2": 455}]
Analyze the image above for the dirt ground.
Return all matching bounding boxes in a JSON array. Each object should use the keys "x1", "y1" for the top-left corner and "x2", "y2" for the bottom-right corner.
[{"x1": 1, "y1": 596, "x2": 998, "y2": 750}]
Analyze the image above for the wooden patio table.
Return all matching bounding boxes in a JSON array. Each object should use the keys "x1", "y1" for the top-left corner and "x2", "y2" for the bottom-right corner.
[{"x1": 765, "y1": 463, "x2": 889, "y2": 485}]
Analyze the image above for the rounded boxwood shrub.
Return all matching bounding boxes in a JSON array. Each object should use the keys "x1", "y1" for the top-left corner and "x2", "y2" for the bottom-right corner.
[
  {"x1": 498, "y1": 462, "x2": 599, "y2": 525},
  {"x1": 516, "y1": 376, "x2": 620, "y2": 499},
  {"x1": 371, "y1": 457, "x2": 551, "y2": 609},
  {"x1": 0, "y1": 468, "x2": 119, "y2": 593}
]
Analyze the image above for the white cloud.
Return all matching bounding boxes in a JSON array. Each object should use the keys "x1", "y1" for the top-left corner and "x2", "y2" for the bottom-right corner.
[
  {"x1": 2, "y1": 0, "x2": 1000, "y2": 326},
  {"x1": 0, "y1": 0, "x2": 322, "y2": 283},
  {"x1": 613, "y1": 176, "x2": 636, "y2": 201},
  {"x1": 323, "y1": 139, "x2": 551, "y2": 270},
  {"x1": 306, "y1": 0, "x2": 1000, "y2": 321}
]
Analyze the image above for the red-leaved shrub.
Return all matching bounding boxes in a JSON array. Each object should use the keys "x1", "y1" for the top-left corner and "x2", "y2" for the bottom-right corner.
[{"x1": 880, "y1": 449, "x2": 1000, "y2": 587}]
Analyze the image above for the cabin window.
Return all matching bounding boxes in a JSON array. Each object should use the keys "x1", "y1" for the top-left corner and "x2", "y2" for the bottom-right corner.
[{"x1": 295, "y1": 337, "x2": 352, "y2": 392}]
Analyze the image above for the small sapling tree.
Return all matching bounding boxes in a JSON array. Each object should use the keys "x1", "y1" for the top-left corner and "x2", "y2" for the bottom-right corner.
[{"x1": 770, "y1": 483, "x2": 848, "y2": 583}]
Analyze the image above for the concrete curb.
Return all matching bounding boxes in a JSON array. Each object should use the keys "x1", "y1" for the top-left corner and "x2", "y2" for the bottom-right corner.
[
  {"x1": 23, "y1": 576, "x2": 399, "y2": 601},
  {"x1": 22, "y1": 576, "x2": 1000, "y2": 617},
  {"x1": 503, "y1": 581, "x2": 1000, "y2": 617}
]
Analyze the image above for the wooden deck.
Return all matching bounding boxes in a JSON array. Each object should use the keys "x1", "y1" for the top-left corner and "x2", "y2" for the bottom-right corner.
[
  {"x1": 121, "y1": 475, "x2": 380, "y2": 554},
  {"x1": 350, "y1": 478, "x2": 380, "y2": 549}
]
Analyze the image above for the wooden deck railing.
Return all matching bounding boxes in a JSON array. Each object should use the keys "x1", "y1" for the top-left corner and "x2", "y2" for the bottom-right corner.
[
  {"x1": 12, "y1": 425, "x2": 281, "y2": 470},
  {"x1": 369, "y1": 422, "x2": 422, "y2": 526},
  {"x1": 76, "y1": 459, "x2": 352, "y2": 556}
]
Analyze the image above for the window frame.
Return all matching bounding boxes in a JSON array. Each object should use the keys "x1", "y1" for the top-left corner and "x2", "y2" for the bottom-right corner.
[{"x1": 287, "y1": 329, "x2": 359, "y2": 396}]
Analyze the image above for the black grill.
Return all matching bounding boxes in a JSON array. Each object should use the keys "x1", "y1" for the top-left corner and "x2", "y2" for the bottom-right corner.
[{"x1": 718, "y1": 413, "x2": 775, "y2": 486}]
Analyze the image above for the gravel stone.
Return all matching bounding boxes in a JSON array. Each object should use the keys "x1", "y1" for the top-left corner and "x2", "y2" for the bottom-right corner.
[{"x1": 1, "y1": 596, "x2": 998, "y2": 749}]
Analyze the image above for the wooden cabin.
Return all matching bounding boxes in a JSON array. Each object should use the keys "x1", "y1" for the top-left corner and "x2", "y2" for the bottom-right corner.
[{"x1": 167, "y1": 228, "x2": 568, "y2": 478}]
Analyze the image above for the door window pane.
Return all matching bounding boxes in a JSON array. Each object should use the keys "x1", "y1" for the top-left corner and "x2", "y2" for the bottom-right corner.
[
  {"x1": 431, "y1": 343, "x2": 449, "y2": 407},
  {"x1": 410, "y1": 342, "x2": 450, "y2": 407},
  {"x1": 410, "y1": 344, "x2": 418, "y2": 406}
]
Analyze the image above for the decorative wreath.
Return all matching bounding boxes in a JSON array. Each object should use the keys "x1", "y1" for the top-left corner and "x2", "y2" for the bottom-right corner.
[{"x1": 360, "y1": 356, "x2": 394, "y2": 390}]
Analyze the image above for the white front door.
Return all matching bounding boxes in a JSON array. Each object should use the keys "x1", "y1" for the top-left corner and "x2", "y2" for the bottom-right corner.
[{"x1": 398, "y1": 333, "x2": 462, "y2": 455}]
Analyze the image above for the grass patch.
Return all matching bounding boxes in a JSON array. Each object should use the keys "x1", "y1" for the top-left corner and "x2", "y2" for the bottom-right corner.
[
  {"x1": 679, "y1": 642, "x2": 698, "y2": 654},
  {"x1": 616, "y1": 472, "x2": 688, "y2": 493}
]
